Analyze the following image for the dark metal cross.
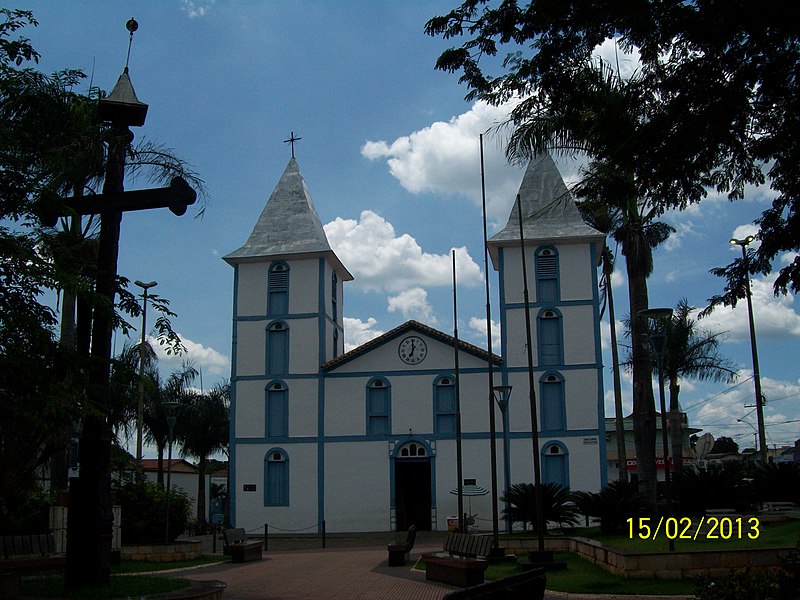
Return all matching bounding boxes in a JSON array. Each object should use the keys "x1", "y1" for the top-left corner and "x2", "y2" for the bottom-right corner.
[{"x1": 284, "y1": 131, "x2": 301, "y2": 158}]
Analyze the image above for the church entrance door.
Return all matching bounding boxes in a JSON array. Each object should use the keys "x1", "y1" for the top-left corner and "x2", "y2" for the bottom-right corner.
[{"x1": 394, "y1": 443, "x2": 432, "y2": 532}]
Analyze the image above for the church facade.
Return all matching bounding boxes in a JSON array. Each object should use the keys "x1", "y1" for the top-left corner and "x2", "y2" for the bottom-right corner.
[{"x1": 224, "y1": 154, "x2": 606, "y2": 533}]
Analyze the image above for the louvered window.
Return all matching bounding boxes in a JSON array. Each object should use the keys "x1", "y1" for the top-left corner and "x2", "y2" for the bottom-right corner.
[
  {"x1": 268, "y1": 263, "x2": 289, "y2": 316},
  {"x1": 536, "y1": 248, "x2": 558, "y2": 303}
]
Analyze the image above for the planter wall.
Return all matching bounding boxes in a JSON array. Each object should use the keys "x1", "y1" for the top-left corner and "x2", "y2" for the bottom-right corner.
[{"x1": 121, "y1": 540, "x2": 201, "y2": 562}]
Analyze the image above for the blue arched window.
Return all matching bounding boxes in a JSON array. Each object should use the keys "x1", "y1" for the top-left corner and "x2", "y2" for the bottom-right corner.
[
  {"x1": 535, "y1": 247, "x2": 559, "y2": 303},
  {"x1": 542, "y1": 442, "x2": 569, "y2": 488},
  {"x1": 540, "y1": 372, "x2": 566, "y2": 432},
  {"x1": 264, "y1": 449, "x2": 289, "y2": 506},
  {"x1": 433, "y1": 375, "x2": 456, "y2": 435},
  {"x1": 266, "y1": 381, "x2": 288, "y2": 438},
  {"x1": 268, "y1": 262, "x2": 289, "y2": 316},
  {"x1": 266, "y1": 321, "x2": 289, "y2": 375},
  {"x1": 366, "y1": 377, "x2": 390, "y2": 435},
  {"x1": 537, "y1": 308, "x2": 563, "y2": 366}
]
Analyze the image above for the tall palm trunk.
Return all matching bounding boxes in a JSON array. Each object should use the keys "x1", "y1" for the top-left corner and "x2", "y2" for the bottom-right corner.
[
  {"x1": 625, "y1": 223, "x2": 658, "y2": 509},
  {"x1": 669, "y1": 379, "x2": 683, "y2": 472},
  {"x1": 605, "y1": 250, "x2": 628, "y2": 483}
]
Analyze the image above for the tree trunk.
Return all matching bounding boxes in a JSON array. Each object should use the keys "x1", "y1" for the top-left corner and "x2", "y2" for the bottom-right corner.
[
  {"x1": 669, "y1": 378, "x2": 683, "y2": 473},
  {"x1": 606, "y1": 253, "x2": 628, "y2": 482},
  {"x1": 196, "y1": 455, "x2": 207, "y2": 529},
  {"x1": 157, "y1": 444, "x2": 165, "y2": 487},
  {"x1": 626, "y1": 230, "x2": 658, "y2": 510}
]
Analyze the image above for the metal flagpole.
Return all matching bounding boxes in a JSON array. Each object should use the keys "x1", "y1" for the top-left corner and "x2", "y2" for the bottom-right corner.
[{"x1": 452, "y1": 250, "x2": 464, "y2": 531}]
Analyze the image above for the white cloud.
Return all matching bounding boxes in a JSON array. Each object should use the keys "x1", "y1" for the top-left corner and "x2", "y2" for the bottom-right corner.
[
  {"x1": 343, "y1": 316, "x2": 384, "y2": 352},
  {"x1": 468, "y1": 316, "x2": 501, "y2": 343},
  {"x1": 362, "y1": 100, "x2": 525, "y2": 224},
  {"x1": 701, "y1": 275, "x2": 800, "y2": 341},
  {"x1": 387, "y1": 287, "x2": 437, "y2": 324},
  {"x1": 150, "y1": 332, "x2": 230, "y2": 377},
  {"x1": 324, "y1": 210, "x2": 483, "y2": 292},
  {"x1": 181, "y1": 0, "x2": 214, "y2": 18},
  {"x1": 592, "y1": 38, "x2": 642, "y2": 80}
]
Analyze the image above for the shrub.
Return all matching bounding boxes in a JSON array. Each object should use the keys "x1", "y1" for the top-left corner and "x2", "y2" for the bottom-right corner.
[
  {"x1": 572, "y1": 480, "x2": 645, "y2": 534},
  {"x1": 670, "y1": 465, "x2": 753, "y2": 515},
  {"x1": 500, "y1": 482, "x2": 578, "y2": 532},
  {"x1": 115, "y1": 477, "x2": 191, "y2": 544},
  {"x1": 749, "y1": 462, "x2": 800, "y2": 504}
]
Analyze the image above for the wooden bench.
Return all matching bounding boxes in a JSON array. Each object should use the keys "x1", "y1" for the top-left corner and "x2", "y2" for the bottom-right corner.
[
  {"x1": 442, "y1": 568, "x2": 547, "y2": 599},
  {"x1": 763, "y1": 501, "x2": 795, "y2": 512},
  {"x1": 422, "y1": 532, "x2": 493, "y2": 587},
  {"x1": 387, "y1": 525, "x2": 416, "y2": 566},
  {"x1": 223, "y1": 528, "x2": 262, "y2": 563},
  {"x1": 0, "y1": 533, "x2": 64, "y2": 572}
]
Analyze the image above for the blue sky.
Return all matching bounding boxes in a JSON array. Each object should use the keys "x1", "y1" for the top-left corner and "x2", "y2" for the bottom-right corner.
[{"x1": 19, "y1": 1, "x2": 800, "y2": 454}]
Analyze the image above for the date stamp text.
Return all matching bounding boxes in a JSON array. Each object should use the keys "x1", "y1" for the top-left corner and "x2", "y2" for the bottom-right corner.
[{"x1": 627, "y1": 516, "x2": 760, "y2": 541}]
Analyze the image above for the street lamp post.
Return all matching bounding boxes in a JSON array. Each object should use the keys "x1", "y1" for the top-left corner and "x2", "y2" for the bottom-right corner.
[
  {"x1": 737, "y1": 418, "x2": 759, "y2": 450},
  {"x1": 163, "y1": 401, "x2": 180, "y2": 544},
  {"x1": 730, "y1": 235, "x2": 768, "y2": 463},
  {"x1": 492, "y1": 385, "x2": 513, "y2": 534},
  {"x1": 134, "y1": 280, "x2": 157, "y2": 463}
]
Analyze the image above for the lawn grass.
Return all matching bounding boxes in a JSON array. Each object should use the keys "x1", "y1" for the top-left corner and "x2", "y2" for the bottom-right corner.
[
  {"x1": 112, "y1": 554, "x2": 227, "y2": 573},
  {"x1": 559, "y1": 518, "x2": 800, "y2": 554},
  {"x1": 20, "y1": 575, "x2": 190, "y2": 598}
]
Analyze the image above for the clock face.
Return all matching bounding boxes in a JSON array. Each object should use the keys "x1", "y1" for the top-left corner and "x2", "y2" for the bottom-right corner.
[{"x1": 398, "y1": 335, "x2": 427, "y2": 365}]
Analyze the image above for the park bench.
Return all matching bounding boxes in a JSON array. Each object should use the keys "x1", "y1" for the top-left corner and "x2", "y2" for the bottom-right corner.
[
  {"x1": 223, "y1": 528, "x2": 262, "y2": 563},
  {"x1": 422, "y1": 532, "x2": 493, "y2": 587},
  {"x1": 0, "y1": 533, "x2": 64, "y2": 572},
  {"x1": 442, "y1": 567, "x2": 547, "y2": 600},
  {"x1": 763, "y1": 501, "x2": 795, "y2": 512},
  {"x1": 387, "y1": 525, "x2": 416, "y2": 566}
]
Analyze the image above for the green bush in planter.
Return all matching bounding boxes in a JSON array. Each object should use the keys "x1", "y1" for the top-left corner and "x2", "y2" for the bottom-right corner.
[{"x1": 116, "y1": 478, "x2": 191, "y2": 544}]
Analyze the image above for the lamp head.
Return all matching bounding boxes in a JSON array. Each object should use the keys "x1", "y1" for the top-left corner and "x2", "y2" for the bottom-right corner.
[{"x1": 134, "y1": 280, "x2": 158, "y2": 291}]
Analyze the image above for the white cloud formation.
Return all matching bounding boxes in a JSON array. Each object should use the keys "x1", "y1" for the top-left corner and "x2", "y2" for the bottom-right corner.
[
  {"x1": 324, "y1": 210, "x2": 483, "y2": 292},
  {"x1": 150, "y1": 332, "x2": 230, "y2": 377},
  {"x1": 343, "y1": 316, "x2": 384, "y2": 352},
  {"x1": 467, "y1": 316, "x2": 501, "y2": 344},
  {"x1": 387, "y1": 287, "x2": 437, "y2": 324},
  {"x1": 701, "y1": 276, "x2": 800, "y2": 341},
  {"x1": 362, "y1": 100, "x2": 525, "y2": 224},
  {"x1": 592, "y1": 38, "x2": 642, "y2": 80},
  {"x1": 181, "y1": 0, "x2": 214, "y2": 18}
]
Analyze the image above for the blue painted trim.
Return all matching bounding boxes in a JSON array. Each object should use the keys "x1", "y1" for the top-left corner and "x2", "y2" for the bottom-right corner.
[
  {"x1": 323, "y1": 366, "x2": 493, "y2": 379},
  {"x1": 317, "y1": 258, "x2": 326, "y2": 533},
  {"x1": 432, "y1": 373, "x2": 456, "y2": 436},
  {"x1": 237, "y1": 312, "x2": 319, "y2": 322},
  {"x1": 265, "y1": 320, "x2": 290, "y2": 375},
  {"x1": 236, "y1": 373, "x2": 319, "y2": 382},
  {"x1": 502, "y1": 299, "x2": 594, "y2": 309},
  {"x1": 265, "y1": 379, "x2": 289, "y2": 438},
  {"x1": 539, "y1": 370, "x2": 566, "y2": 433},
  {"x1": 233, "y1": 428, "x2": 602, "y2": 445},
  {"x1": 366, "y1": 376, "x2": 392, "y2": 436},
  {"x1": 537, "y1": 306, "x2": 564, "y2": 367},
  {"x1": 589, "y1": 242, "x2": 609, "y2": 487},
  {"x1": 263, "y1": 447, "x2": 290, "y2": 506},
  {"x1": 267, "y1": 260, "x2": 290, "y2": 317},
  {"x1": 541, "y1": 440, "x2": 570, "y2": 488},
  {"x1": 230, "y1": 264, "x2": 239, "y2": 526},
  {"x1": 535, "y1": 245, "x2": 560, "y2": 304}
]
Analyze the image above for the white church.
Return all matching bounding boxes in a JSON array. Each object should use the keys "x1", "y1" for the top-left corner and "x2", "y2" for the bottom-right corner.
[{"x1": 223, "y1": 153, "x2": 607, "y2": 533}]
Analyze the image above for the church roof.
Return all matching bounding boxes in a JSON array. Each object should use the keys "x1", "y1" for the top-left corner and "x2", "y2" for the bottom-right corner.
[
  {"x1": 322, "y1": 319, "x2": 502, "y2": 371},
  {"x1": 224, "y1": 158, "x2": 353, "y2": 279},
  {"x1": 488, "y1": 153, "x2": 604, "y2": 264}
]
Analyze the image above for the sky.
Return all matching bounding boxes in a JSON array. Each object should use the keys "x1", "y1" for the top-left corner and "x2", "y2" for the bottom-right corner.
[{"x1": 17, "y1": 1, "x2": 800, "y2": 456}]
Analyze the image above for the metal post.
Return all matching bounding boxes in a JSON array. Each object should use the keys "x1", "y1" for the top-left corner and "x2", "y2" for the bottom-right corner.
[
  {"x1": 264, "y1": 523, "x2": 268, "y2": 552},
  {"x1": 135, "y1": 280, "x2": 157, "y2": 463}
]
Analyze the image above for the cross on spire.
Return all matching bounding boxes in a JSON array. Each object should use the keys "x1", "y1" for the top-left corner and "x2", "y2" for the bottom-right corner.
[{"x1": 283, "y1": 131, "x2": 302, "y2": 159}]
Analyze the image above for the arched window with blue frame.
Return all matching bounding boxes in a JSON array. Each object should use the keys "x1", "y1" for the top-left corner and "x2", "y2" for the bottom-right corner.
[
  {"x1": 266, "y1": 381, "x2": 288, "y2": 438},
  {"x1": 535, "y1": 246, "x2": 559, "y2": 303},
  {"x1": 264, "y1": 448, "x2": 289, "y2": 506},
  {"x1": 268, "y1": 262, "x2": 289, "y2": 316},
  {"x1": 542, "y1": 441, "x2": 569, "y2": 488},
  {"x1": 366, "y1": 377, "x2": 391, "y2": 435},
  {"x1": 266, "y1": 321, "x2": 289, "y2": 375},
  {"x1": 540, "y1": 372, "x2": 566, "y2": 432},
  {"x1": 433, "y1": 375, "x2": 456, "y2": 435},
  {"x1": 537, "y1": 308, "x2": 563, "y2": 367}
]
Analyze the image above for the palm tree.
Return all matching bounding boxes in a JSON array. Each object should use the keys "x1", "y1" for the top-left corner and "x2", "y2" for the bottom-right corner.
[
  {"x1": 144, "y1": 361, "x2": 198, "y2": 486},
  {"x1": 500, "y1": 482, "x2": 579, "y2": 532},
  {"x1": 176, "y1": 381, "x2": 229, "y2": 527},
  {"x1": 659, "y1": 299, "x2": 737, "y2": 471},
  {"x1": 502, "y1": 58, "x2": 675, "y2": 507}
]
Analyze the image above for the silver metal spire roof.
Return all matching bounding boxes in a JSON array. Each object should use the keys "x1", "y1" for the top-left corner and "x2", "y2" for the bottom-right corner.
[
  {"x1": 488, "y1": 153, "x2": 603, "y2": 265},
  {"x1": 224, "y1": 158, "x2": 353, "y2": 279}
]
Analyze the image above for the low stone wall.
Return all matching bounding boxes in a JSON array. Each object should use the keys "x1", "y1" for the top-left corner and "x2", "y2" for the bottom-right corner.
[
  {"x1": 501, "y1": 536, "x2": 793, "y2": 579},
  {"x1": 121, "y1": 540, "x2": 201, "y2": 562}
]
